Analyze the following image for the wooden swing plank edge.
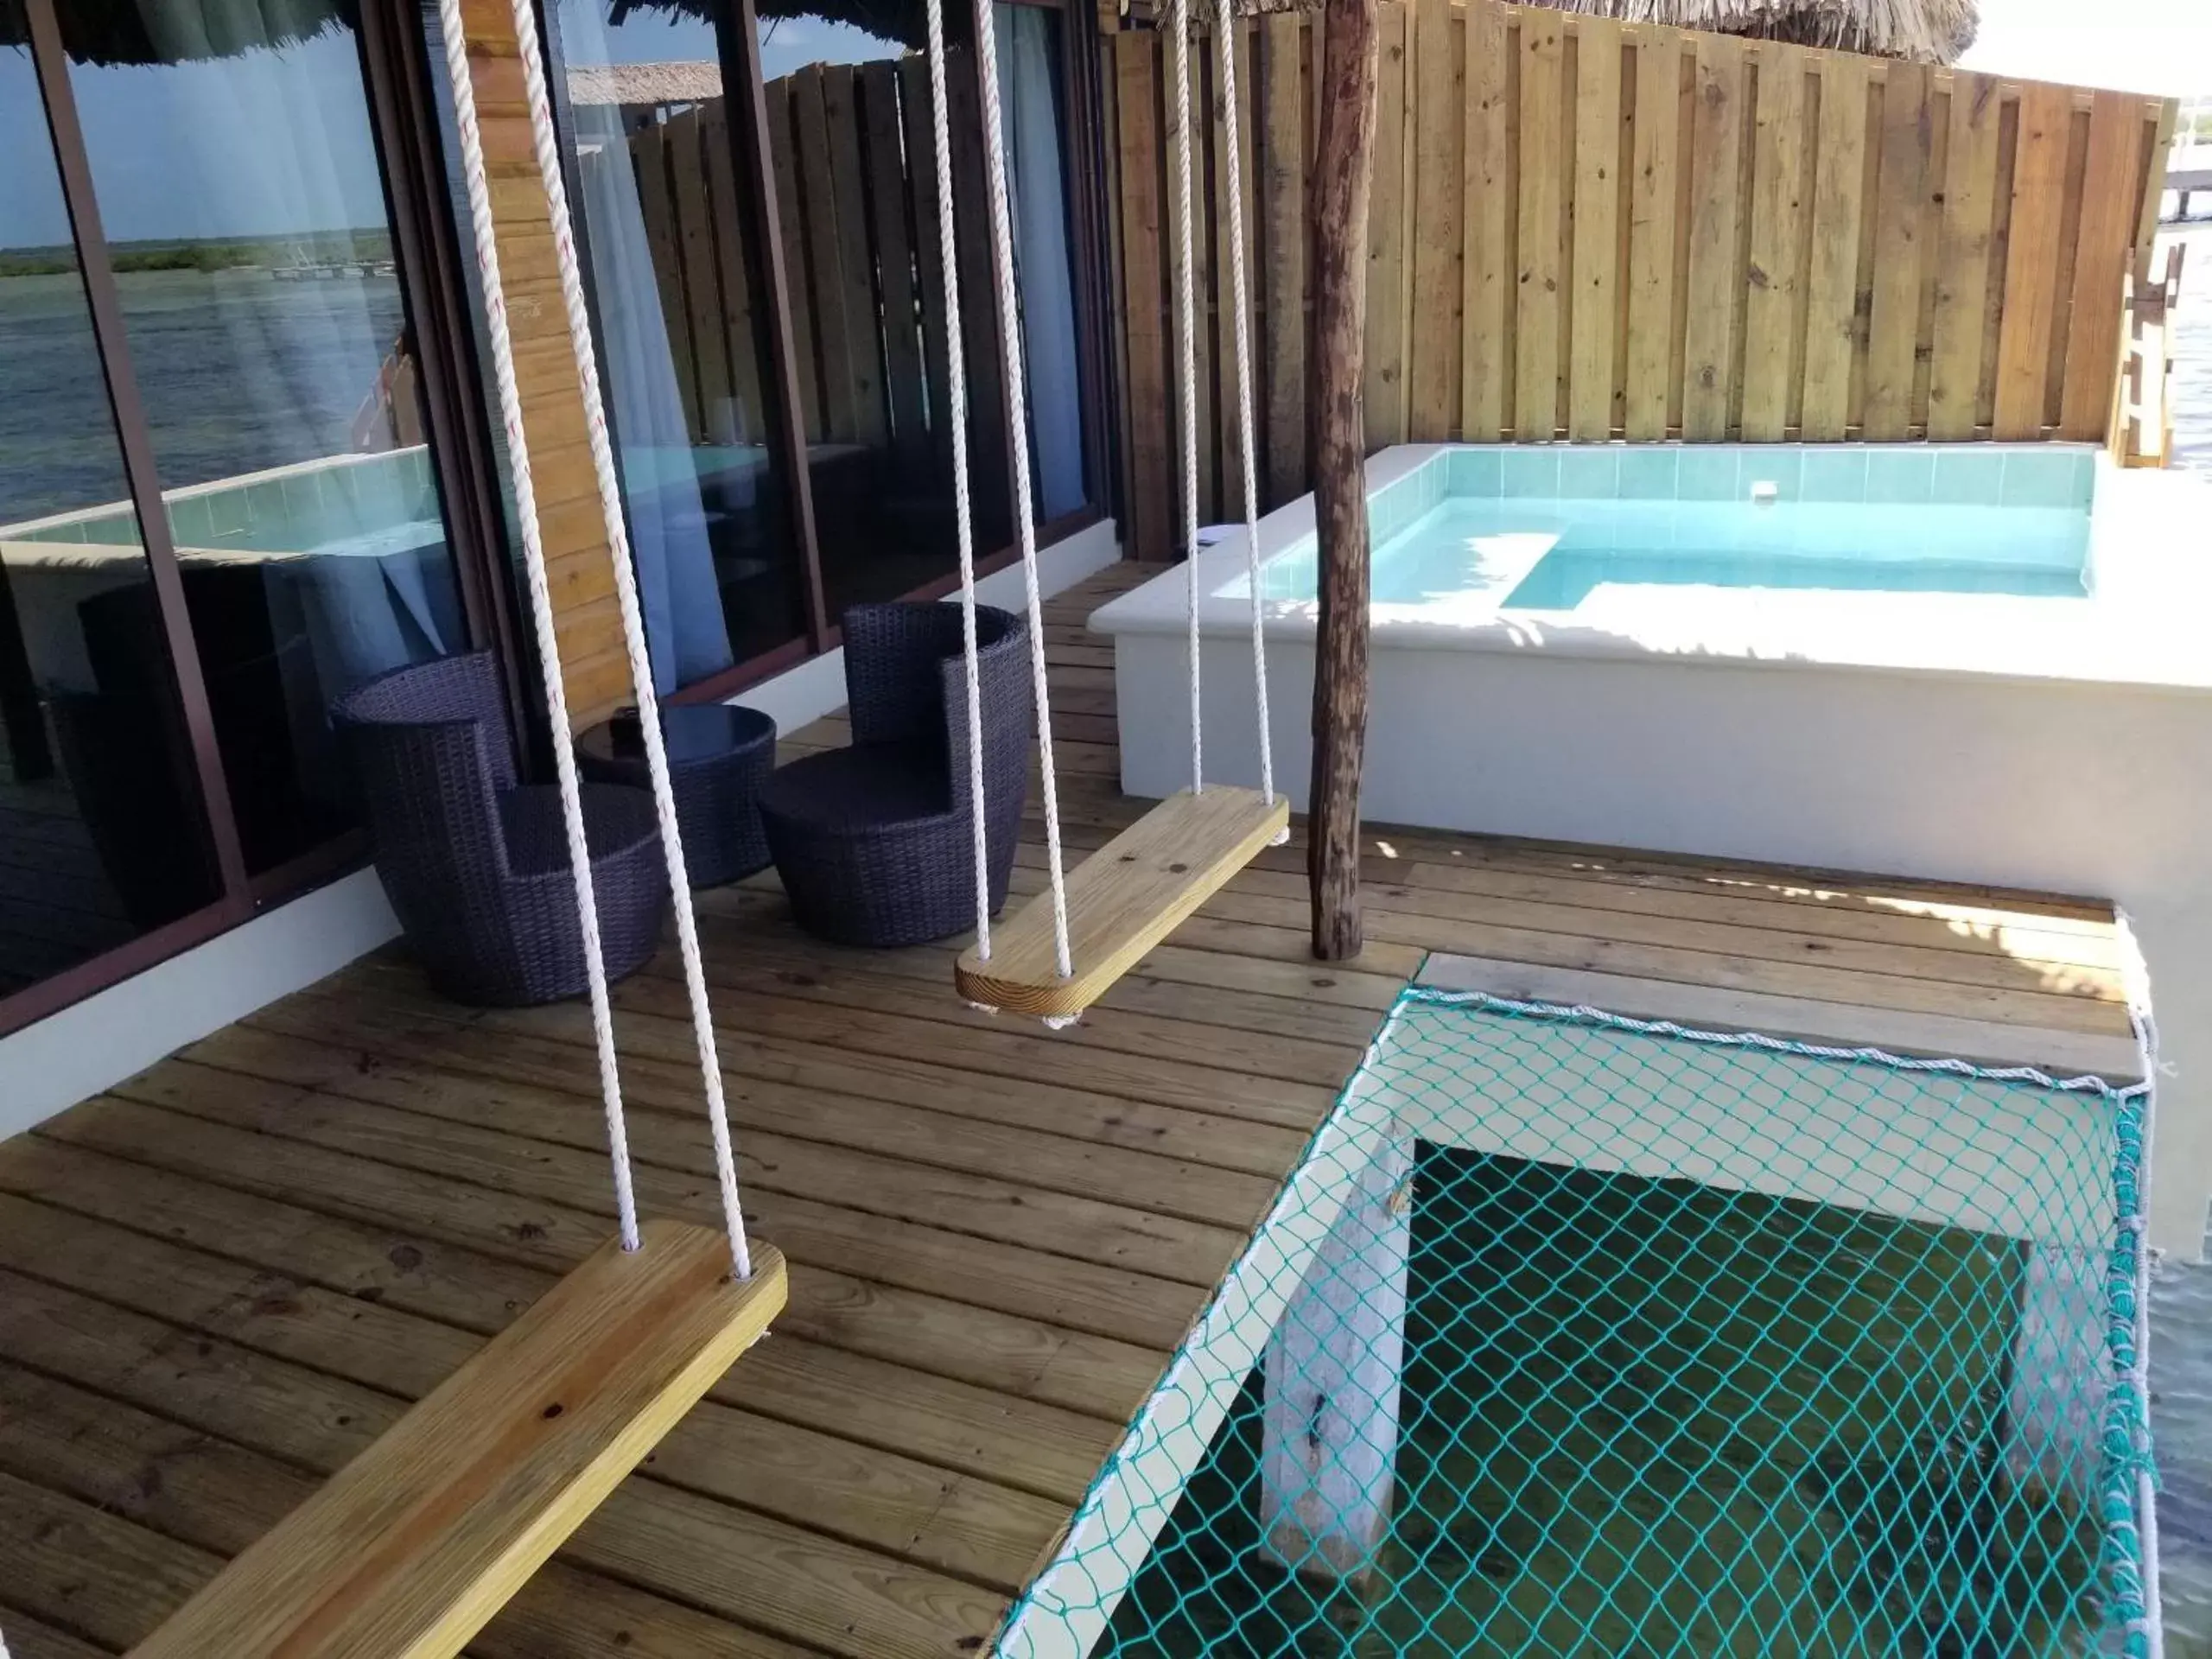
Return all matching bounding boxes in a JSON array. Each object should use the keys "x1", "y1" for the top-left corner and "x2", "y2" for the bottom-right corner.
[
  {"x1": 956, "y1": 786, "x2": 1290, "y2": 1020},
  {"x1": 128, "y1": 1221, "x2": 785, "y2": 1659}
]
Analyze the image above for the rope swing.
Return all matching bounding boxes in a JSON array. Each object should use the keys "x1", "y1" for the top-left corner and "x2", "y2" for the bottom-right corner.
[
  {"x1": 120, "y1": 8, "x2": 786, "y2": 1653},
  {"x1": 950, "y1": 0, "x2": 1288, "y2": 1025}
]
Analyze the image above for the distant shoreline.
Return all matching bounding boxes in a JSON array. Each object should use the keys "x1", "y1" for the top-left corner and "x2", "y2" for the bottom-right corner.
[{"x1": 0, "y1": 230, "x2": 394, "y2": 281}]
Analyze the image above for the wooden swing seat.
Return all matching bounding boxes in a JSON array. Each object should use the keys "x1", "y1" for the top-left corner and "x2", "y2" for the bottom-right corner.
[
  {"x1": 956, "y1": 785, "x2": 1288, "y2": 1020},
  {"x1": 128, "y1": 1221, "x2": 785, "y2": 1659}
]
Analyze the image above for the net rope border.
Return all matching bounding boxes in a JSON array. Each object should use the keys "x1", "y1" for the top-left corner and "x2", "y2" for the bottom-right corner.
[{"x1": 992, "y1": 982, "x2": 2164, "y2": 1659}]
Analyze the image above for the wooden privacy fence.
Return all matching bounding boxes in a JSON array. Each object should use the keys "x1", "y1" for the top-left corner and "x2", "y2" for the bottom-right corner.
[
  {"x1": 1103, "y1": 0, "x2": 2177, "y2": 557},
  {"x1": 612, "y1": 54, "x2": 1006, "y2": 473}
]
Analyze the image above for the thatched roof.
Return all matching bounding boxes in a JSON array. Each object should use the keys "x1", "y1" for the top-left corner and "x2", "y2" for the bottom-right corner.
[
  {"x1": 0, "y1": 0, "x2": 353, "y2": 67},
  {"x1": 566, "y1": 59, "x2": 725, "y2": 105},
  {"x1": 1519, "y1": 0, "x2": 1975, "y2": 63}
]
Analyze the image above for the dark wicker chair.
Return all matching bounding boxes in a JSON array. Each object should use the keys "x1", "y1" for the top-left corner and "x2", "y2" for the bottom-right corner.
[
  {"x1": 760, "y1": 603, "x2": 1030, "y2": 947},
  {"x1": 333, "y1": 652, "x2": 668, "y2": 1007}
]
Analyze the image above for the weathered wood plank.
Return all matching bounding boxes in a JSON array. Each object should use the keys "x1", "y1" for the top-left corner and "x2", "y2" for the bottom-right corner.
[
  {"x1": 665, "y1": 111, "x2": 734, "y2": 443},
  {"x1": 1512, "y1": 10, "x2": 1565, "y2": 440},
  {"x1": 1118, "y1": 32, "x2": 1172, "y2": 556},
  {"x1": 1739, "y1": 49, "x2": 1807, "y2": 441},
  {"x1": 1993, "y1": 80, "x2": 2073, "y2": 439},
  {"x1": 2057, "y1": 88, "x2": 2145, "y2": 440},
  {"x1": 1461, "y1": 0, "x2": 1513, "y2": 438},
  {"x1": 1408, "y1": 0, "x2": 1463, "y2": 439},
  {"x1": 699, "y1": 102, "x2": 766, "y2": 442},
  {"x1": 821, "y1": 64, "x2": 888, "y2": 448},
  {"x1": 1261, "y1": 13, "x2": 1308, "y2": 501},
  {"x1": 1800, "y1": 54, "x2": 1870, "y2": 441},
  {"x1": 1925, "y1": 68, "x2": 2002, "y2": 439},
  {"x1": 1623, "y1": 27, "x2": 1680, "y2": 438},
  {"x1": 1863, "y1": 61, "x2": 1933, "y2": 440},
  {"x1": 1568, "y1": 22, "x2": 1624, "y2": 440},
  {"x1": 1680, "y1": 34, "x2": 1745, "y2": 440},
  {"x1": 765, "y1": 78, "x2": 825, "y2": 442},
  {"x1": 628, "y1": 119, "x2": 702, "y2": 440},
  {"x1": 861, "y1": 60, "x2": 926, "y2": 459},
  {"x1": 1363, "y1": 0, "x2": 1409, "y2": 448}
]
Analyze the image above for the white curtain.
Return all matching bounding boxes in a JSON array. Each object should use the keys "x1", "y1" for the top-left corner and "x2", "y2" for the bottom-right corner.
[
  {"x1": 995, "y1": 6, "x2": 1084, "y2": 523},
  {"x1": 554, "y1": 0, "x2": 735, "y2": 696}
]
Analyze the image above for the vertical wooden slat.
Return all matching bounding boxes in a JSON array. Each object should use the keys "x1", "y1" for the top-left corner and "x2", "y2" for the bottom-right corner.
[
  {"x1": 1212, "y1": 19, "x2": 1259, "y2": 518},
  {"x1": 765, "y1": 79, "x2": 823, "y2": 443},
  {"x1": 1192, "y1": 41, "x2": 1218, "y2": 526},
  {"x1": 1799, "y1": 54, "x2": 1868, "y2": 441},
  {"x1": 1512, "y1": 11, "x2": 1564, "y2": 441},
  {"x1": 1567, "y1": 22, "x2": 1622, "y2": 441},
  {"x1": 1461, "y1": 0, "x2": 1512, "y2": 439},
  {"x1": 1622, "y1": 28, "x2": 1678, "y2": 439},
  {"x1": 666, "y1": 111, "x2": 734, "y2": 444},
  {"x1": 1738, "y1": 52, "x2": 1804, "y2": 441},
  {"x1": 1260, "y1": 13, "x2": 1306, "y2": 503},
  {"x1": 632, "y1": 119, "x2": 702, "y2": 438},
  {"x1": 699, "y1": 103, "x2": 766, "y2": 445},
  {"x1": 1862, "y1": 62, "x2": 1931, "y2": 440},
  {"x1": 2058, "y1": 89, "x2": 2145, "y2": 439},
  {"x1": 791, "y1": 66, "x2": 861, "y2": 442},
  {"x1": 820, "y1": 65, "x2": 887, "y2": 449},
  {"x1": 1993, "y1": 80, "x2": 2072, "y2": 439},
  {"x1": 1680, "y1": 35, "x2": 1745, "y2": 441},
  {"x1": 1926, "y1": 69, "x2": 2001, "y2": 439},
  {"x1": 1161, "y1": 20, "x2": 1205, "y2": 531},
  {"x1": 860, "y1": 62, "x2": 925, "y2": 461},
  {"x1": 1909, "y1": 81, "x2": 1950, "y2": 431},
  {"x1": 2040, "y1": 105, "x2": 2092, "y2": 433},
  {"x1": 1363, "y1": 0, "x2": 1408, "y2": 447},
  {"x1": 1116, "y1": 31, "x2": 1171, "y2": 558},
  {"x1": 1408, "y1": 0, "x2": 1463, "y2": 438},
  {"x1": 897, "y1": 56, "x2": 952, "y2": 462}
]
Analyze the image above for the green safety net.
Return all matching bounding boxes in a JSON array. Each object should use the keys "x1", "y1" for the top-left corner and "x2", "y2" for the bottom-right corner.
[{"x1": 999, "y1": 988, "x2": 2158, "y2": 1659}]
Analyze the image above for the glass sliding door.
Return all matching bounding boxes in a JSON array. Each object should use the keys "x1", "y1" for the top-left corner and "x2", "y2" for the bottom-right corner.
[
  {"x1": 61, "y1": 2, "x2": 474, "y2": 876},
  {"x1": 0, "y1": 39, "x2": 223, "y2": 1001},
  {"x1": 549, "y1": 0, "x2": 809, "y2": 689},
  {"x1": 759, "y1": 0, "x2": 1018, "y2": 615}
]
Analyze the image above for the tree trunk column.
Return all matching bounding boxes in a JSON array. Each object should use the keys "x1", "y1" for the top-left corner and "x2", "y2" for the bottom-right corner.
[{"x1": 1306, "y1": 0, "x2": 1379, "y2": 961}]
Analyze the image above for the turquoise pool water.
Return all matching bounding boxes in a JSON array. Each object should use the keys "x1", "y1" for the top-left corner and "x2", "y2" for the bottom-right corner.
[
  {"x1": 1252, "y1": 496, "x2": 2091, "y2": 610},
  {"x1": 1231, "y1": 446, "x2": 2101, "y2": 614}
]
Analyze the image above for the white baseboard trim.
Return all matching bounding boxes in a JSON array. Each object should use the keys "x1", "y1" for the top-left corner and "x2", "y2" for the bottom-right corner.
[
  {"x1": 0, "y1": 520, "x2": 1127, "y2": 1143},
  {"x1": 0, "y1": 868, "x2": 400, "y2": 1141},
  {"x1": 735, "y1": 518, "x2": 1124, "y2": 734}
]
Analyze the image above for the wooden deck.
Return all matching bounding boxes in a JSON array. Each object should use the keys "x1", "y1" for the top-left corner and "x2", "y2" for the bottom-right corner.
[{"x1": 0, "y1": 563, "x2": 2143, "y2": 1659}]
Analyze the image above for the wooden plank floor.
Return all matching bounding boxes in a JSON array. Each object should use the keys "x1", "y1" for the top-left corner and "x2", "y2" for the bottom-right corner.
[{"x1": 0, "y1": 563, "x2": 2140, "y2": 1659}]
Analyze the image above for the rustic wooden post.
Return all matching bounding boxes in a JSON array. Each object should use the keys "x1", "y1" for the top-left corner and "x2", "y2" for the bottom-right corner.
[{"x1": 1306, "y1": 0, "x2": 1379, "y2": 961}]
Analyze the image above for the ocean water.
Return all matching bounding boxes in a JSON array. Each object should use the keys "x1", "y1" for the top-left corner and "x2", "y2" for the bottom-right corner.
[{"x1": 0, "y1": 266, "x2": 404, "y2": 527}]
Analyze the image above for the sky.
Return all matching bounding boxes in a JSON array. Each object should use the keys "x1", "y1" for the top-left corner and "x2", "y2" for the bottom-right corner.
[{"x1": 1959, "y1": 0, "x2": 2212, "y2": 97}]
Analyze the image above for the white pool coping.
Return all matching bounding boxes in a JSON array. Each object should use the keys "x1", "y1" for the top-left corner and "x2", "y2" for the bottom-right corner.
[{"x1": 1089, "y1": 442, "x2": 2212, "y2": 696}]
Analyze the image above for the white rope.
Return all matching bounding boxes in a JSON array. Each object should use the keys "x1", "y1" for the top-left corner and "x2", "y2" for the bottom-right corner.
[
  {"x1": 969, "y1": 0, "x2": 1071, "y2": 979},
  {"x1": 435, "y1": 0, "x2": 640, "y2": 1255},
  {"x1": 504, "y1": 0, "x2": 752, "y2": 1281},
  {"x1": 923, "y1": 0, "x2": 994, "y2": 968},
  {"x1": 1212, "y1": 12, "x2": 1276, "y2": 810},
  {"x1": 1168, "y1": 0, "x2": 1202, "y2": 795}
]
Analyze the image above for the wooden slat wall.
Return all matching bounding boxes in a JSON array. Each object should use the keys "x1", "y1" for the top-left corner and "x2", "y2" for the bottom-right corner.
[
  {"x1": 1100, "y1": 0, "x2": 2176, "y2": 556},
  {"x1": 460, "y1": 0, "x2": 630, "y2": 726}
]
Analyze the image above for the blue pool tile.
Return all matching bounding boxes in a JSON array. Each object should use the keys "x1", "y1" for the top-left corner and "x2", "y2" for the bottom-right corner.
[
  {"x1": 1675, "y1": 448, "x2": 1739, "y2": 500},
  {"x1": 1932, "y1": 448, "x2": 2005, "y2": 505},
  {"x1": 1556, "y1": 448, "x2": 1620, "y2": 499},
  {"x1": 1615, "y1": 448, "x2": 1679, "y2": 500},
  {"x1": 2000, "y1": 449, "x2": 2084, "y2": 508},
  {"x1": 1501, "y1": 448, "x2": 1560, "y2": 499},
  {"x1": 1799, "y1": 448, "x2": 1869, "y2": 502},
  {"x1": 2066, "y1": 448, "x2": 2095, "y2": 505},
  {"x1": 1449, "y1": 448, "x2": 1503, "y2": 497},
  {"x1": 1866, "y1": 448, "x2": 1936, "y2": 504},
  {"x1": 1737, "y1": 450, "x2": 1801, "y2": 502}
]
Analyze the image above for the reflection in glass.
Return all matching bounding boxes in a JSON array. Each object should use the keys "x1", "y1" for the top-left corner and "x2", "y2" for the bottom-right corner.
[
  {"x1": 0, "y1": 44, "x2": 221, "y2": 995},
  {"x1": 760, "y1": 0, "x2": 1019, "y2": 614},
  {"x1": 553, "y1": 0, "x2": 804, "y2": 683},
  {"x1": 65, "y1": 6, "x2": 470, "y2": 874},
  {"x1": 993, "y1": 4, "x2": 1085, "y2": 525}
]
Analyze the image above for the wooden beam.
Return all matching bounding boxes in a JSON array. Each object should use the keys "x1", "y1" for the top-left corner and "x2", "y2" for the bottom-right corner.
[{"x1": 1307, "y1": 0, "x2": 1378, "y2": 962}]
